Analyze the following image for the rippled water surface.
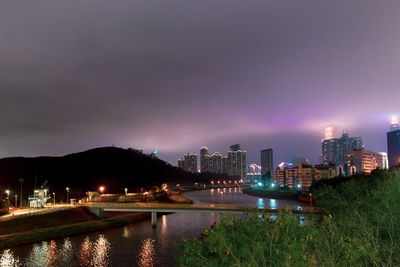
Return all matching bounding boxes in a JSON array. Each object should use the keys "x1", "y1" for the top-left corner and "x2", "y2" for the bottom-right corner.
[{"x1": 0, "y1": 188, "x2": 304, "y2": 266}]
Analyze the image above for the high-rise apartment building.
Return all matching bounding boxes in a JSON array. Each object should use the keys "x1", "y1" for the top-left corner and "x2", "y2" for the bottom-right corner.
[
  {"x1": 347, "y1": 148, "x2": 383, "y2": 174},
  {"x1": 200, "y1": 147, "x2": 208, "y2": 173},
  {"x1": 177, "y1": 153, "x2": 198, "y2": 173},
  {"x1": 322, "y1": 131, "x2": 363, "y2": 166},
  {"x1": 230, "y1": 144, "x2": 241, "y2": 151},
  {"x1": 260, "y1": 149, "x2": 273, "y2": 175},
  {"x1": 387, "y1": 118, "x2": 400, "y2": 167},
  {"x1": 227, "y1": 146, "x2": 247, "y2": 179}
]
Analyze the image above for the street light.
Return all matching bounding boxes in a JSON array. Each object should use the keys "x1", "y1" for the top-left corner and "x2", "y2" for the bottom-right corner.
[
  {"x1": 14, "y1": 195, "x2": 17, "y2": 208},
  {"x1": 53, "y1": 192, "x2": 55, "y2": 205},
  {"x1": 19, "y1": 178, "x2": 24, "y2": 208},
  {"x1": 220, "y1": 191, "x2": 224, "y2": 203},
  {"x1": 5, "y1": 190, "x2": 10, "y2": 200},
  {"x1": 99, "y1": 186, "x2": 105, "y2": 194},
  {"x1": 66, "y1": 187, "x2": 70, "y2": 203},
  {"x1": 124, "y1": 188, "x2": 128, "y2": 195}
]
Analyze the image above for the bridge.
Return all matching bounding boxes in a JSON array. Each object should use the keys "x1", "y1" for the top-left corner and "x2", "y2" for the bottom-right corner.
[{"x1": 83, "y1": 202, "x2": 320, "y2": 228}]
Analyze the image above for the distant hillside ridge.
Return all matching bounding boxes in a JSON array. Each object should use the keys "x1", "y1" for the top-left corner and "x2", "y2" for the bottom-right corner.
[{"x1": 0, "y1": 147, "x2": 202, "y2": 201}]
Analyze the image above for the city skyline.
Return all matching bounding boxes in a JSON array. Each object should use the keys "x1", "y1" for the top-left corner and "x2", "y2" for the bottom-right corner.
[{"x1": 0, "y1": 1, "x2": 399, "y2": 166}]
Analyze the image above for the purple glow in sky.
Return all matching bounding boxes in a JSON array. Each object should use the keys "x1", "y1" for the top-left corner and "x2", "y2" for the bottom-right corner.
[{"x1": 0, "y1": 0, "x2": 399, "y2": 166}]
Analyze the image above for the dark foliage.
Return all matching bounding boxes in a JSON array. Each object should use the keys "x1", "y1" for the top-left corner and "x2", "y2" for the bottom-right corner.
[{"x1": 0, "y1": 147, "x2": 205, "y2": 200}]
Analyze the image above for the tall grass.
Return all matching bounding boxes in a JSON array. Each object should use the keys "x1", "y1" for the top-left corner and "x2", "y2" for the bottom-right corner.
[{"x1": 177, "y1": 169, "x2": 400, "y2": 266}]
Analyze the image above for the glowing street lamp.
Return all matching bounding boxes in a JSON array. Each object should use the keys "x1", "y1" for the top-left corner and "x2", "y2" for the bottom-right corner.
[
  {"x1": 271, "y1": 183, "x2": 276, "y2": 189},
  {"x1": 124, "y1": 188, "x2": 128, "y2": 195},
  {"x1": 66, "y1": 187, "x2": 70, "y2": 203},
  {"x1": 52, "y1": 192, "x2": 56, "y2": 205},
  {"x1": 99, "y1": 186, "x2": 105, "y2": 194},
  {"x1": 5, "y1": 190, "x2": 10, "y2": 200}
]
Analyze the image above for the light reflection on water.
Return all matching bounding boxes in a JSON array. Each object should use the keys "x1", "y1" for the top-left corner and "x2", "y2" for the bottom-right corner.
[
  {"x1": 91, "y1": 235, "x2": 111, "y2": 266},
  {"x1": 0, "y1": 249, "x2": 19, "y2": 267},
  {"x1": 0, "y1": 188, "x2": 304, "y2": 267},
  {"x1": 137, "y1": 238, "x2": 155, "y2": 267}
]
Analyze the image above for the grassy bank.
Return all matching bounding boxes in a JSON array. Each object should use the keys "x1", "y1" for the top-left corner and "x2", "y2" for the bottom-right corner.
[
  {"x1": 242, "y1": 187, "x2": 298, "y2": 200},
  {"x1": 177, "y1": 168, "x2": 400, "y2": 266},
  {"x1": 0, "y1": 211, "x2": 148, "y2": 249}
]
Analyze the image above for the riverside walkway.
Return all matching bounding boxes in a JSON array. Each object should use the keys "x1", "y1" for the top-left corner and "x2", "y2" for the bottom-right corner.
[{"x1": 82, "y1": 202, "x2": 321, "y2": 227}]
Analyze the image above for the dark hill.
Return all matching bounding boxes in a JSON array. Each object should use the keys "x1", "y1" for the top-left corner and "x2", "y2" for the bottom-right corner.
[{"x1": 0, "y1": 147, "x2": 200, "y2": 202}]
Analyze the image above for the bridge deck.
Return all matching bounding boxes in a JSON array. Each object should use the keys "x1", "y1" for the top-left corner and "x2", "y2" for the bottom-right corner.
[{"x1": 82, "y1": 202, "x2": 321, "y2": 214}]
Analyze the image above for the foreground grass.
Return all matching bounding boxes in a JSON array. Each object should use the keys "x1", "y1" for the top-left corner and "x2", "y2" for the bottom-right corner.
[{"x1": 177, "y1": 168, "x2": 400, "y2": 266}]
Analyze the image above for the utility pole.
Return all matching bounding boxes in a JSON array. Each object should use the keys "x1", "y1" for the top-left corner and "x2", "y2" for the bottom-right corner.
[{"x1": 19, "y1": 178, "x2": 24, "y2": 208}]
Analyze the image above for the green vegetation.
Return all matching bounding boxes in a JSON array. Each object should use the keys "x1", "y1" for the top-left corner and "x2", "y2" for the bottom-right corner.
[{"x1": 177, "y1": 168, "x2": 400, "y2": 266}]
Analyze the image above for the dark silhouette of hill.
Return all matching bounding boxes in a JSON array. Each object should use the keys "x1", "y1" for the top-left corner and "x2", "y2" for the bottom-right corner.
[{"x1": 0, "y1": 147, "x2": 203, "y2": 202}]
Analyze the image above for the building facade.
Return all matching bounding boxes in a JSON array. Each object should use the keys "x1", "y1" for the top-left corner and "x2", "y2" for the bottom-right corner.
[
  {"x1": 260, "y1": 149, "x2": 273, "y2": 175},
  {"x1": 387, "y1": 128, "x2": 400, "y2": 168},
  {"x1": 199, "y1": 145, "x2": 246, "y2": 178},
  {"x1": 322, "y1": 132, "x2": 363, "y2": 166},
  {"x1": 227, "y1": 147, "x2": 247, "y2": 179},
  {"x1": 347, "y1": 148, "x2": 383, "y2": 174},
  {"x1": 177, "y1": 153, "x2": 198, "y2": 173}
]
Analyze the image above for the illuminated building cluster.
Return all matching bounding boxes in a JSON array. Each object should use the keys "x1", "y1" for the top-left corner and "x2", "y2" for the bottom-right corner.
[{"x1": 177, "y1": 153, "x2": 197, "y2": 173}]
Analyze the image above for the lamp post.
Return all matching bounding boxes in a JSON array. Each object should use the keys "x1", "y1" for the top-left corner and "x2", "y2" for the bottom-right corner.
[
  {"x1": 15, "y1": 195, "x2": 17, "y2": 208},
  {"x1": 309, "y1": 193, "x2": 312, "y2": 208},
  {"x1": 99, "y1": 186, "x2": 105, "y2": 195},
  {"x1": 220, "y1": 191, "x2": 224, "y2": 203},
  {"x1": 5, "y1": 190, "x2": 10, "y2": 208},
  {"x1": 53, "y1": 192, "x2": 55, "y2": 205},
  {"x1": 66, "y1": 187, "x2": 70, "y2": 204},
  {"x1": 19, "y1": 178, "x2": 24, "y2": 208},
  {"x1": 124, "y1": 188, "x2": 128, "y2": 195}
]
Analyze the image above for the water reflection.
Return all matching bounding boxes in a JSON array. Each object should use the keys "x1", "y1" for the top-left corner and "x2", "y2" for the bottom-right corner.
[
  {"x1": 25, "y1": 241, "x2": 57, "y2": 267},
  {"x1": 269, "y1": 199, "x2": 277, "y2": 209},
  {"x1": 123, "y1": 227, "x2": 130, "y2": 239},
  {"x1": 92, "y1": 235, "x2": 111, "y2": 266},
  {"x1": 0, "y1": 249, "x2": 20, "y2": 267},
  {"x1": 137, "y1": 238, "x2": 155, "y2": 267},
  {"x1": 59, "y1": 239, "x2": 73, "y2": 266},
  {"x1": 78, "y1": 237, "x2": 92, "y2": 266},
  {"x1": 257, "y1": 198, "x2": 265, "y2": 209}
]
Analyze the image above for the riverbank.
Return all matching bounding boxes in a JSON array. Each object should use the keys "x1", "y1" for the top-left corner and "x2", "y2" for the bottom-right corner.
[
  {"x1": 0, "y1": 208, "x2": 150, "y2": 249},
  {"x1": 0, "y1": 191, "x2": 194, "y2": 249}
]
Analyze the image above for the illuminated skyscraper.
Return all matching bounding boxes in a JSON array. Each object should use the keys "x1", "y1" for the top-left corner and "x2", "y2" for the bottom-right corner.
[
  {"x1": 260, "y1": 149, "x2": 273, "y2": 175},
  {"x1": 322, "y1": 131, "x2": 363, "y2": 166},
  {"x1": 200, "y1": 147, "x2": 208, "y2": 173},
  {"x1": 387, "y1": 118, "x2": 400, "y2": 167},
  {"x1": 180, "y1": 153, "x2": 197, "y2": 173},
  {"x1": 227, "y1": 146, "x2": 247, "y2": 179}
]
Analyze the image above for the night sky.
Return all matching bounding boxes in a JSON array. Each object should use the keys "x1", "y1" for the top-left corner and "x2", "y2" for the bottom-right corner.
[{"x1": 1, "y1": 1, "x2": 399, "y2": 167}]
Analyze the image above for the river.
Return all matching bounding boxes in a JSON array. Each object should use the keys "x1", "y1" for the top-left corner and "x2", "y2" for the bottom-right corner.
[{"x1": 0, "y1": 188, "x2": 304, "y2": 267}]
